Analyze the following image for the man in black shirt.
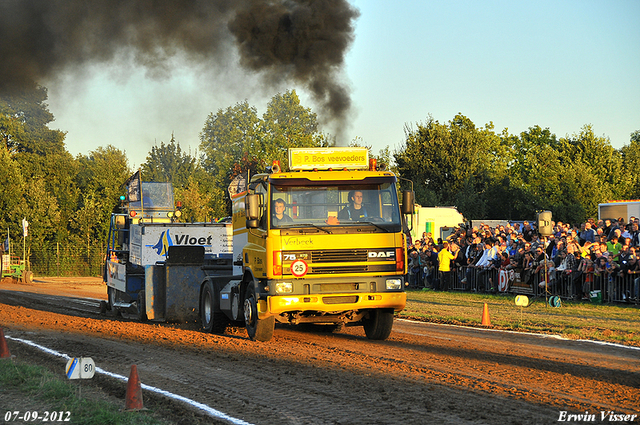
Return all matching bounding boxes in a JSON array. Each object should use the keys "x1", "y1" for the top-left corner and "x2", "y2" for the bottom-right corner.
[{"x1": 338, "y1": 190, "x2": 368, "y2": 221}]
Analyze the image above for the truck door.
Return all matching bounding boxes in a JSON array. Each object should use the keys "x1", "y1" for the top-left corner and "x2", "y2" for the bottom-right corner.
[{"x1": 245, "y1": 181, "x2": 267, "y2": 279}]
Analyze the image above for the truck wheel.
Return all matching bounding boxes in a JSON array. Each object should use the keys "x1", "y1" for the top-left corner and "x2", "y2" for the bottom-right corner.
[
  {"x1": 363, "y1": 309, "x2": 394, "y2": 340},
  {"x1": 243, "y1": 285, "x2": 275, "y2": 342},
  {"x1": 201, "y1": 281, "x2": 230, "y2": 334}
]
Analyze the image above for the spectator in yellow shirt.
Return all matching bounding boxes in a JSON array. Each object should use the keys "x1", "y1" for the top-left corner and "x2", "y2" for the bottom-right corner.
[{"x1": 437, "y1": 241, "x2": 459, "y2": 291}]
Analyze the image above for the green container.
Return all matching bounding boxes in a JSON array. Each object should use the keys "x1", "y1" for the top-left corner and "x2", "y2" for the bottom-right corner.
[{"x1": 590, "y1": 290, "x2": 602, "y2": 304}]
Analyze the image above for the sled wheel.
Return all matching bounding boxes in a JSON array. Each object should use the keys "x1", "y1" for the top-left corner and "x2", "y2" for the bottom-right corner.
[
  {"x1": 107, "y1": 286, "x2": 120, "y2": 317},
  {"x1": 137, "y1": 290, "x2": 147, "y2": 322},
  {"x1": 21, "y1": 270, "x2": 33, "y2": 284}
]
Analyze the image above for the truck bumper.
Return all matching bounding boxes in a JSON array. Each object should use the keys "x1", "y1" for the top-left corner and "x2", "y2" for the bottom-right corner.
[{"x1": 267, "y1": 291, "x2": 406, "y2": 315}]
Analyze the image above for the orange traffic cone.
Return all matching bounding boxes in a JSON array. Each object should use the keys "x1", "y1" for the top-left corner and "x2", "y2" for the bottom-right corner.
[
  {"x1": 0, "y1": 328, "x2": 13, "y2": 359},
  {"x1": 124, "y1": 365, "x2": 144, "y2": 411},
  {"x1": 481, "y1": 303, "x2": 491, "y2": 326}
]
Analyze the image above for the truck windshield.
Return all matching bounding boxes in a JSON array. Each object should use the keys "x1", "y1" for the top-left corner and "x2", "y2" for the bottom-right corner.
[
  {"x1": 269, "y1": 178, "x2": 401, "y2": 231},
  {"x1": 130, "y1": 182, "x2": 174, "y2": 210}
]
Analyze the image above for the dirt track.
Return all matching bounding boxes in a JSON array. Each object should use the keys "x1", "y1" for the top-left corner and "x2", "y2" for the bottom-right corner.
[{"x1": 1, "y1": 277, "x2": 639, "y2": 424}]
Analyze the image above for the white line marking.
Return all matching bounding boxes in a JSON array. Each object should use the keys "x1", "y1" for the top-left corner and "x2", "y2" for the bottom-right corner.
[
  {"x1": 5, "y1": 335, "x2": 253, "y2": 425},
  {"x1": 396, "y1": 318, "x2": 640, "y2": 351}
]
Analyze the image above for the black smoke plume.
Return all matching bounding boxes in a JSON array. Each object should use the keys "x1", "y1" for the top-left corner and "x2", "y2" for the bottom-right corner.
[{"x1": 0, "y1": 0, "x2": 359, "y2": 122}]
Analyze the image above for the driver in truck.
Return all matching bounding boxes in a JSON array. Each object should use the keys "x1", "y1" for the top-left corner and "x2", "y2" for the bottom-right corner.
[
  {"x1": 338, "y1": 190, "x2": 368, "y2": 221},
  {"x1": 272, "y1": 198, "x2": 293, "y2": 226}
]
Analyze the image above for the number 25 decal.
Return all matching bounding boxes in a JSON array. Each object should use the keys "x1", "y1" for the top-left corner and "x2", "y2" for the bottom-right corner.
[{"x1": 290, "y1": 259, "x2": 308, "y2": 277}]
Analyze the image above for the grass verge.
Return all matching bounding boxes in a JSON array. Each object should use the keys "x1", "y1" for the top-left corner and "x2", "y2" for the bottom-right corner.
[
  {"x1": 0, "y1": 359, "x2": 166, "y2": 425},
  {"x1": 400, "y1": 289, "x2": 640, "y2": 347}
]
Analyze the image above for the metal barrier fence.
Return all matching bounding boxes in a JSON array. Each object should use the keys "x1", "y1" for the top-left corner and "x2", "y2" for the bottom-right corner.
[
  {"x1": 26, "y1": 245, "x2": 105, "y2": 277},
  {"x1": 410, "y1": 265, "x2": 639, "y2": 306}
]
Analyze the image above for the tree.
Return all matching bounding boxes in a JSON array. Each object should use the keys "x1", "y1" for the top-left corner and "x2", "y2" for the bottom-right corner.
[
  {"x1": 0, "y1": 146, "x2": 27, "y2": 240},
  {"x1": 0, "y1": 84, "x2": 66, "y2": 155},
  {"x1": 175, "y1": 176, "x2": 218, "y2": 223},
  {"x1": 621, "y1": 130, "x2": 640, "y2": 199},
  {"x1": 75, "y1": 146, "x2": 130, "y2": 237},
  {"x1": 261, "y1": 89, "x2": 328, "y2": 168},
  {"x1": 395, "y1": 114, "x2": 501, "y2": 218},
  {"x1": 23, "y1": 177, "x2": 61, "y2": 248},
  {"x1": 141, "y1": 135, "x2": 196, "y2": 189},
  {"x1": 199, "y1": 92, "x2": 329, "y2": 215},
  {"x1": 502, "y1": 126, "x2": 564, "y2": 218},
  {"x1": 1, "y1": 84, "x2": 78, "y2": 247},
  {"x1": 554, "y1": 126, "x2": 622, "y2": 220},
  {"x1": 199, "y1": 100, "x2": 262, "y2": 215},
  {"x1": 558, "y1": 125, "x2": 622, "y2": 193},
  {"x1": 69, "y1": 191, "x2": 104, "y2": 255}
]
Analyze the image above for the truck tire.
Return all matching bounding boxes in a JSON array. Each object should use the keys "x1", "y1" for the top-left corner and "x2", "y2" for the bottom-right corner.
[
  {"x1": 244, "y1": 284, "x2": 275, "y2": 342},
  {"x1": 363, "y1": 309, "x2": 394, "y2": 340},
  {"x1": 201, "y1": 281, "x2": 230, "y2": 334}
]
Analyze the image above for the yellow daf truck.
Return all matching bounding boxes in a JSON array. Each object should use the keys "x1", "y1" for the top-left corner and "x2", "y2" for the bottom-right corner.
[{"x1": 200, "y1": 147, "x2": 414, "y2": 341}]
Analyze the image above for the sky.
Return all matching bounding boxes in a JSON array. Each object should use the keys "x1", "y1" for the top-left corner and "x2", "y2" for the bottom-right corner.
[{"x1": 44, "y1": 0, "x2": 640, "y2": 169}]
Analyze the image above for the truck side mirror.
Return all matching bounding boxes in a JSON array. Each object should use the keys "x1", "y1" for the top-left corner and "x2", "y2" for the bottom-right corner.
[
  {"x1": 401, "y1": 190, "x2": 415, "y2": 215},
  {"x1": 246, "y1": 194, "x2": 262, "y2": 228},
  {"x1": 115, "y1": 215, "x2": 126, "y2": 229}
]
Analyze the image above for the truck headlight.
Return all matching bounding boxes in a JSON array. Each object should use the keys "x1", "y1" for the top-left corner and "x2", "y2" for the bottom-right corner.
[
  {"x1": 275, "y1": 282, "x2": 293, "y2": 293},
  {"x1": 385, "y1": 279, "x2": 402, "y2": 290}
]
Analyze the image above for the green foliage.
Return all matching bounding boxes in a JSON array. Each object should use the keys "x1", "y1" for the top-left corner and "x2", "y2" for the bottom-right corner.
[
  {"x1": 199, "y1": 100, "x2": 261, "y2": 216},
  {"x1": 175, "y1": 175, "x2": 218, "y2": 222},
  {"x1": 0, "y1": 84, "x2": 66, "y2": 156},
  {"x1": 261, "y1": 90, "x2": 329, "y2": 166},
  {"x1": 0, "y1": 86, "x2": 130, "y2": 273},
  {"x1": 1, "y1": 80, "x2": 640, "y2": 274},
  {"x1": 75, "y1": 146, "x2": 131, "y2": 239},
  {"x1": 620, "y1": 136, "x2": 640, "y2": 199},
  {"x1": 395, "y1": 114, "x2": 640, "y2": 224},
  {"x1": 199, "y1": 90, "x2": 327, "y2": 215},
  {"x1": 24, "y1": 178, "x2": 61, "y2": 248},
  {"x1": 0, "y1": 147, "x2": 27, "y2": 235},
  {"x1": 141, "y1": 134, "x2": 195, "y2": 189},
  {"x1": 395, "y1": 114, "x2": 501, "y2": 219}
]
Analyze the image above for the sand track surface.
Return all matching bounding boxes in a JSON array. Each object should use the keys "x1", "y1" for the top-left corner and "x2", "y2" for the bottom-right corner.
[{"x1": 1, "y1": 278, "x2": 638, "y2": 424}]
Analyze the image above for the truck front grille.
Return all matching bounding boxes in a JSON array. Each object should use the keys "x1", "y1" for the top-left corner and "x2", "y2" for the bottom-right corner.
[
  {"x1": 312, "y1": 249, "x2": 368, "y2": 263},
  {"x1": 283, "y1": 248, "x2": 397, "y2": 276}
]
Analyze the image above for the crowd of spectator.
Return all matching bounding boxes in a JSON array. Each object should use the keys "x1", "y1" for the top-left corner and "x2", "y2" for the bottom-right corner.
[{"x1": 407, "y1": 216, "x2": 640, "y2": 303}]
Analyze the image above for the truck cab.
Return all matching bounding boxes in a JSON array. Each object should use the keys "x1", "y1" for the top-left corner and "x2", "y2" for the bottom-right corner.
[{"x1": 201, "y1": 147, "x2": 413, "y2": 341}]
